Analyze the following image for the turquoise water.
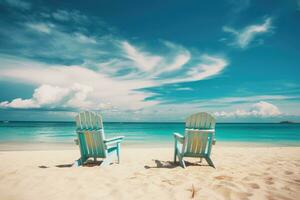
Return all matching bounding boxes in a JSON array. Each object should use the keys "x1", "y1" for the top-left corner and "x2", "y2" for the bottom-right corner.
[{"x1": 0, "y1": 122, "x2": 300, "y2": 146}]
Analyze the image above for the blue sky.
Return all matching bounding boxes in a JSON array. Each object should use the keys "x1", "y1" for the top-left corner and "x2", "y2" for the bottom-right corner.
[{"x1": 0, "y1": 0, "x2": 299, "y2": 122}]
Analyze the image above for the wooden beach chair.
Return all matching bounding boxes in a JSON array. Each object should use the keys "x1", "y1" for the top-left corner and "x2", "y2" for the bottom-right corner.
[
  {"x1": 74, "y1": 111, "x2": 124, "y2": 167},
  {"x1": 173, "y1": 112, "x2": 216, "y2": 168}
]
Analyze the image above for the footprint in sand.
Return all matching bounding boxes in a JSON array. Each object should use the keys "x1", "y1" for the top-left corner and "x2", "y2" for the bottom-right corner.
[
  {"x1": 284, "y1": 171, "x2": 293, "y2": 175},
  {"x1": 248, "y1": 183, "x2": 260, "y2": 189},
  {"x1": 162, "y1": 179, "x2": 175, "y2": 185},
  {"x1": 265, "y1": 177, "x2": 274, "y2": 185}
]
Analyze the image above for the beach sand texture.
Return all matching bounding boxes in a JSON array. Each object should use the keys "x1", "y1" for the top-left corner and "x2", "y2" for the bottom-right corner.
[{"x1": 0, "y1": 146, "x2": 299, "y2": 200}]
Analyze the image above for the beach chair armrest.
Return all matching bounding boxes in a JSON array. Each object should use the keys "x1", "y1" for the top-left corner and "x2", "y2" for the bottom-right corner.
[
  {"x1": 173, "y1": 132, "x2": 184, "y2": 143},
  {"x1": 104, "y1": 136, "x2": 124, "y2": 145}
]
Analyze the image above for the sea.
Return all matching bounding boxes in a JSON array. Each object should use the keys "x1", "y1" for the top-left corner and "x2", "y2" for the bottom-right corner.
[{"x1": 0, "y1": 121, "x2": 300, "y2": 147}]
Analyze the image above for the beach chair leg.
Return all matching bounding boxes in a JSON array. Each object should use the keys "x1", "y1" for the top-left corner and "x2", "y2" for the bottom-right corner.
[
  {"x1": 180, "y1": 158, "x2": 186, "y2": 168},
  {"x1": 205, "y1": 156, "x2": 215, "y2": 168},
  {"x1": 73, "y1": 157, "x2": 87, "y2": 167},
  {"x1": 117, "y1": 143, "x2": 120, "y2": 164},
  {"x1": 174, "y1": 140, "x2": 177, "y2": 163},
  {"x1": 178, "y1": 155, "x2": 186, "y2": 168},
  {"x1": 100, "y1": 158, "x2": 111, "y2": 167},
  {"x1": 174, "y1": 148, "x2": 177, "y2": 163}
]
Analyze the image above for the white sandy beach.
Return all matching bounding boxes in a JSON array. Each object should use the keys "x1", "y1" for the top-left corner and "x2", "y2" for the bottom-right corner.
[{"x1": 0, "y1": 145, "x2": 299, "y2": 200}]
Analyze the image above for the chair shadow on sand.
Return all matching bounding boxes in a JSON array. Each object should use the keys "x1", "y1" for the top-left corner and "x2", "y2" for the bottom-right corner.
[
  {"x1": 38, "y1": 160, "x2": 105, "y2": 169},
  {"x1": 56, "y1": 160, "x2": 104, "y2": 167},
  {"x1": 144, "y1": 159, "x2": 211, "y2": 169},
  {"x1": 38, "y1": 159, "x2": 211, "y2": 169}
]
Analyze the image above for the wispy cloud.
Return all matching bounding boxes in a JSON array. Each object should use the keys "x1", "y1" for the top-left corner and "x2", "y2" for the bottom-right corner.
[
  {"x1": 25, "y1": 22, "x2": 54, "y2": 34},
  {"x1": 228, "y1": 0, "x2": 251, "y2": 13},
  {"x1": 0, "y1": 57, "x2": 156, "y2": 110},
  {"x1": 1, "y1": 0, "x2": 31, "y2": 10},
  {"x1": 209, "y1": 95, "x2": 297, "y2": 104},
  {"x1": 223, "y1": 17, "x2": 273, "y2": 48},
  {"x1": 0, "y1": 5, "x2": 229, "y2": 114},
  {"x1": 121, "y1": 41, "x2": 162, "y2": 72},
  {"x1": 52, "y1": 9, "x2": 88, "y2": 23},
  {"x1": 119, "y1": 41, "x2": 227, "y2": 83},
  {"x1": 181, "y1": 55, "x2": 227, "y2": 82},
  {"x1": 0, "y1": 50, "x2": 227, "y2": 111},
  {"x1": 175, "y1": 87, "x2": 193, "y2": 91}
]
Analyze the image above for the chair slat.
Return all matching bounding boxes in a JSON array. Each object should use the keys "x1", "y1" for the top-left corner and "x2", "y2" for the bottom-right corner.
[
  {"x1": 90, "y1": 131, "x2": 97, "y2": 155},
  {"x1": 190, "y1": 132, "x2": 197, "y2": 153},
  {"x1": 79, "y1": 112, "x2": 86, "y2": 129},
  {"x1": 85, "y1": 131, "x2": 92, "y2": 156},
  {"x1": 195, "y1": 133, "x2": 202, "y2": 153},
  {"x1": 91, "y1": 113, "x2": 97, "y2": 130},
  {"x1": 75, "y1": 115, "x2": 81, "y2": 129},
  {"x1": 78, "y1": 132, "x2": 87, "y2": 157},
  {"x1": 92, "y1": 130, "x2": 102, "y2": 156},
  {"x1": 200, "y1": 132, "x2": 209, "y2": 154}
]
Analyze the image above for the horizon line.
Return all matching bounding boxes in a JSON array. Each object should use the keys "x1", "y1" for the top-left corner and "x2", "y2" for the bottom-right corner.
[{"x1": 0, "y1": 120, "x2": 298, "y2": 124}]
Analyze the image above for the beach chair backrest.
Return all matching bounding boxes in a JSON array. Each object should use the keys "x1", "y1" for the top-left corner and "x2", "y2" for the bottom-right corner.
[
  {"x1": 183, "y1": 130, "x2": 214, "y2": 156},
  {"x1": 183, "y1": 112, "x2": 215, "y2": 156},
  {"x1": 75, "y1": 111, "x2": 107, "y2": 158},
  {"x1": 185, "y1": 112, "x2": 215, "y2": 130}
]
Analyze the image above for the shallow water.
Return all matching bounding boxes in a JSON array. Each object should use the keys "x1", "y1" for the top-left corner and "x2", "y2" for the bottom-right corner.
[{"x1": 0, "y1": 122, "x2": 300, "y2": 146}]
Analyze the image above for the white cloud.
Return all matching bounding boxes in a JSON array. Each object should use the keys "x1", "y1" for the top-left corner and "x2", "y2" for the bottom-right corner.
[
  {"x1": 164, "y1": 54, "x2": 227, "y2": 84},
  {"x1": 2, "y1": 21, "x2": 108, "y2": 64},
  {"x1": 0, "y1": 7, "x2": 229, "y2": 116},
  {"x1": 210, "y1": 95, "x2": 296, "y2": 104},
  {"x1": 187, "y1": 55, "x2": 227, "y2": 80},
  {"x1": 32, "y1": 85, "x2": 70, "y2": 106},
  {"x1": 158, "y1": 51, "x2": 191, "y2": 74},
  {"x1": 52, "y1": 9, "x2": 88, "y2": 23},
  {"x1": 121, "y1": 41, "x2": 162, "y2": 72},
  {"x1": 0, "y1": 5, "x2": 229, "y2": 85},
  {"x1": 156, "y1": 41, "x2": 191, "y2": 74},
  {"x1": 0, "y1": 51, "x2": 227, "y2": 112},
  {"x1": 0, "y1": 57, "x2": 156, "y2": 111},
  {"x1": 119, "y1": 41, "x2": 228, "y2": 83},
  {"x1": 251, "y1": 101, "x2": 281, "y2": 116},
  {"x1": 223, "y1": 18, "x2": 272, "y2": 48},
  {"x1": 74, "y1": 33, "x2": 97, "y2": 44},
  {"x1": 1, "y1": 0, "x2": 31, "y2": 10},
  {"x1": 0, "y1": 99, "x2": 37, "y2": 109},
  {"x1": 0, "y1": 84, "x2": 97, "y2": 110},
  {"x1": 175, "y1": 87, "x2": 193, "y2": 91},
  {"x1": 26, "y1": 23, "x2": 54, "y2": 34},
  {"x1": 214, "y1": 101, "x2": 282, "y2": 117},
  {"x1": 52, "y1": 10, "x2": 71, "y2": 21},
  {"x1": 65, "y1": 84, "x2": 94, "y2": 109}
]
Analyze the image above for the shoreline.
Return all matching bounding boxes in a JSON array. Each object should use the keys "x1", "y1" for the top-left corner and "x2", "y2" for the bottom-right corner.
[{"x1": 0, "y1": 140, "x2": 299, "y2": 151}]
